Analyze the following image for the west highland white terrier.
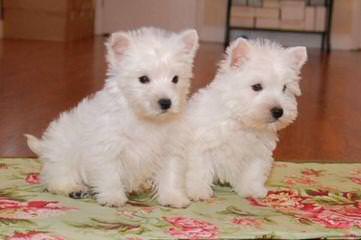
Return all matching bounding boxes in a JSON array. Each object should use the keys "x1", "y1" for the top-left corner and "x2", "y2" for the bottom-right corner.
[
  {"x1": 182, "y1": 37, "x2": 307, "y2": 200},
  {"x1": 25, "y1": 27, "x2": 199, "y2": 208}
]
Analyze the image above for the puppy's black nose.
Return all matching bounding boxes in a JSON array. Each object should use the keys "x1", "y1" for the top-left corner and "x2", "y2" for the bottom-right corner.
[
  {"x1": 158, "y1": 98, "x2": 172, "y2": 110},
  {"x1": 271, "y1": 107, "x2": 283, "y2": 119}
]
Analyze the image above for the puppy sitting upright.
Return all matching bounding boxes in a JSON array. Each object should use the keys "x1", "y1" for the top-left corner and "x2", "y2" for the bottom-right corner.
[
  {"x1": 26, "y1": 27, "x2": 199, "y2": 208},
  {"x1": 185, "y1": 38, "x2": 307, "y2": 200}
]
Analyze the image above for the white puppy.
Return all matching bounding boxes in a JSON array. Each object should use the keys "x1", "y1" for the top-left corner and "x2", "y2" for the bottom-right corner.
[
  {"x1": 183, "y1": 38, "x2": 307, "y2": 200},
  {"x1": 25, "y1": 27, "x2": 199, "y2": 208}
]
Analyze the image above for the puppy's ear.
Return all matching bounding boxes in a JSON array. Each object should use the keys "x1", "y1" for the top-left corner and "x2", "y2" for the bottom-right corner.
[
  {"x1": 286, "y1": 46, "x2": 307, "y2": 69},
  {"x1": 179, "y1": 29, "x2": 199, "y2": 56},
  {"x1": 228, "y1": 38, "x2": 251, "y2": 68},
  {"x1": 107, "y1": 31, "x2": 130, "y2": 62}
]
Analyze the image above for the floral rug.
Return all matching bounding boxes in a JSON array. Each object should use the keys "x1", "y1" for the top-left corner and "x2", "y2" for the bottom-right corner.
[{"x1": 1, "y1": 158, "x2": 361, "y2": 239}]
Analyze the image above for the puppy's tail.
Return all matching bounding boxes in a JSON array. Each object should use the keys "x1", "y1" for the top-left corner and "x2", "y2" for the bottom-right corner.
[{"x1": 24, "y1": 134, "x2": 42, "y2": 156}]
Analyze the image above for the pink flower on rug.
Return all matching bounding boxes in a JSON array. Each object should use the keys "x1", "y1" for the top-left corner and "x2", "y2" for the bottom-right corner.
[
  {"x1": 343, "y1": 192, "x2": 360, "y2": 202},
  {"x1": 350, "y1": 177, "x2": 361, "y2": 185},
  {"x1": 0, "y1": 163, "x2": 8, "y2": 169},
  {"x1": 232, "y1": 217, "x2": 262, "y2": 228},
  {"x1": 25, "y1": 173, "x2": 40, "y2": 185},
  {"x1": 20, "y1": 200, "x2": 75, "y2": 219},
  {"x1": 298, "y1": 203, "x2": 324, "y2": 214},
  {"x1": 306, "y1": 189, "x2": 329, "y2": 197},
  {"x1": 273, "y1": 162, "x2": 288, "y2": 168},
  {"x1": 165, "y1": 216, "x2": 218, "y2": 239},
  {"x1": 0, "y1": 198, "x2": 75, "y2": 219},
  {"x1": 309, "y1": 208, "x2": 361, "y2": 229},
  {"x1": 301, "y1": 169, "x2": 324, "y2": 177},
  {"x1": 351, "y1": 169, "x2": 361, "y2": 175},
  {"x1": 248, "y1": 190, "x2": 307, "y2": 211},
  {"x1": 117, "y1": 207, "x2": 154, "y2": 218},
  {"x1": 249, "y1": 188, "x2": 361, "y2": 229},
  {"x1": 283, "y1": 176, "x2": 316, "y2": 186},
  {"x1": 118, "y1": 210, "x2": 136, "y2": 218},
  {"x1": 301, "y1": 197, "x2": 361, "y2": 229},
  {"x1": 0, "y1": 199, "x2": 23, "y2": 210},
  {"x1": 6, "y1": 231, "x2": 64, "y2": 240},
  {"x1": 140, "y1": 207, "x2": 154, "y2": 214}
]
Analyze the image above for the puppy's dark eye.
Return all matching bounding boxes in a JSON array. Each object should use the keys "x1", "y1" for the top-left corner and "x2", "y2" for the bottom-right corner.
[
  {"x1": 172, "y1": 75, "x2": 179, "y2": 84},
  {"x1": 139, "y1": 75, "x2": 150, "y2": 84},
  {"x1": 283, "y1": 85, "x2": 287, "y2": 92},
  {"x1": 252, "y1": 83, "x2": 263, "y2": 92}
]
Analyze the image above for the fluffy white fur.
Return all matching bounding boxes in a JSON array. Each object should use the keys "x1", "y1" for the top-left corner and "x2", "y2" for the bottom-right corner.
[
  {"x1": 25, "y1": 27, "x2": 199, "y2": 208},
  {"x1": 182, "y1": 38, "x2": 307, "y2": 200}
]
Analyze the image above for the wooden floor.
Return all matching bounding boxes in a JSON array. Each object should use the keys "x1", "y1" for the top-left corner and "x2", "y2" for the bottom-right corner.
[{"x1": 1, "y1": 37, "x2": 361, "y2": 162}]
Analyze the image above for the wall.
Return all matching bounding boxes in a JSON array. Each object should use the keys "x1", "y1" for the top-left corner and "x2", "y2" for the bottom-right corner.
[
  {"x1": 197, "y1": 0, "x2": 361, "y2": 49},
  {"x1": 95, "y1": 0, "x2": 361, "y2": 49},
  {"x1": 195, "y1": 0, "x2": 227, "y2": 43},
  {"x1": 331, "y1": 0, "x2": 361, "y2": 49},
  {"x1": 95, "y1": 0, "x2": 197, "y2": 34}
]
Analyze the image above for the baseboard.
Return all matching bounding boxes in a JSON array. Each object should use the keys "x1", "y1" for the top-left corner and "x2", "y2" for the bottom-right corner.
[{"x1": 332, "y1": 34, "x2": 359, "y2": 50}]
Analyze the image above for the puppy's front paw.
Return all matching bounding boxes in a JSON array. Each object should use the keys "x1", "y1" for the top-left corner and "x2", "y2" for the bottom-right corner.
[
  {"x1": 251, "y1": 186, "x2": 268, "y2": 198},
  {"x1": 186, "y1": 185, "x2": 214, "y2": 201},
  {"x1": 47, "y1": 182, "x2": 88, "y2": 197},
  {"x1": 158, "y1": 191, "x2": 191, "y2": 208},
  {"x1": 96, "y1": 191, "x2": 127, "y2": 207},
  {"x1": 235, "y1": 184, "x2": 268, "y2": 198},
  {"x1": 69, "y1": 191, "x2": 92, "y2": 199}
]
